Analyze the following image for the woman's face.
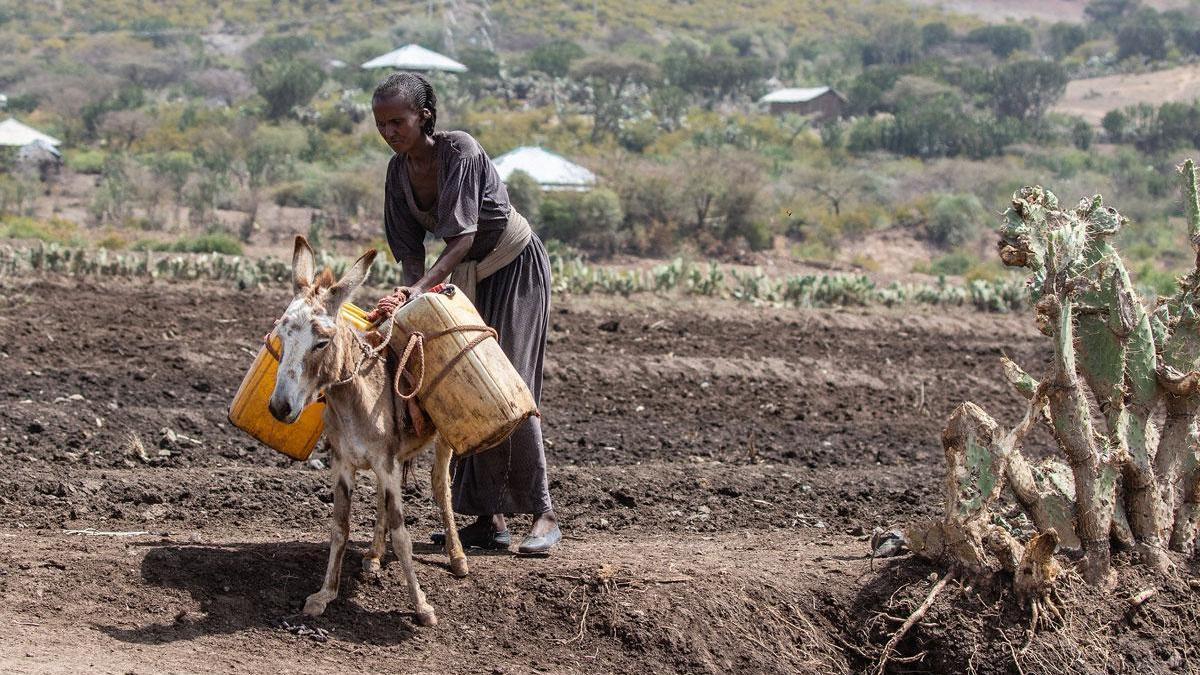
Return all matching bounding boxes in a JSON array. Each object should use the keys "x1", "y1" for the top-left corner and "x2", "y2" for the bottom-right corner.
[{"x1": 373, "y1": 96, "x2": 425, "y2": 154}]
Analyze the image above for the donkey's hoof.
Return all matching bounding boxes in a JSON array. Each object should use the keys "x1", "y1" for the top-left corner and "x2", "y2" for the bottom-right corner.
[
  {"x1": 415, "y1": 608, "x2": 438, "y2": 627},
  {"x1": 450, "y1": 557, "x2": 469, "y2": 578},
  {"x1": 303, "y1": 593, "x2": 331, "y2": 617},
  {"x1": 362, "y1": 557, "x2": 382, "y2": 574}
]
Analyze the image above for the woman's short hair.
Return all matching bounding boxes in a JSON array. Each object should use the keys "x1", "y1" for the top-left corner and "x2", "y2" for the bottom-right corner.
[{"x1": 373, "y1": 72, "x2": 438, "y2": 136}]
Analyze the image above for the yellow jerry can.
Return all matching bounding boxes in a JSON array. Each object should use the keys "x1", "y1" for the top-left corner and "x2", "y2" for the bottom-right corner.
[
  {"x1": 228, "y1": 302, "x2": 371, "y2": 461},
  {"x1": 390, "y1": 285, "x2": 538, "y2": 456}
]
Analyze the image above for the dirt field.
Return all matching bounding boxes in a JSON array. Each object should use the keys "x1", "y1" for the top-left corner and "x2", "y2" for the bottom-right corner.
[
  {"x1": 909, "y1": 0, "x2": 1189, "y2": 23},
  {"x1": 1053, "y1": 63, "x2": 1200, "y2": 126},
  {"x1": 0, "y1": 275, "x2": 1197, "y2": 674}
]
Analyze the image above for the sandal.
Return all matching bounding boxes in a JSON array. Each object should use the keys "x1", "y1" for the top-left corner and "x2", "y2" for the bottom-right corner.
[
  {"x1": 431, "y1": 521, "x2": 511, "y2": 549},
  {"x1": 517, "y1": 525, "x2": 562, "y2": 554}
]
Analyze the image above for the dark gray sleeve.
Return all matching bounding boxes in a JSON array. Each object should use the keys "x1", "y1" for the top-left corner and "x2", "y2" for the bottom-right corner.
[
  {"x1": 433, "y1": 146, "x2": 486, "y2": 240},
  {"x1": 383, "y1": 157, "x2": 425, "y2": 261}
]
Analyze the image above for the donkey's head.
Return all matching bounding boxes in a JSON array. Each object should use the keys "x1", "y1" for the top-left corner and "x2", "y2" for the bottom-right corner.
[{"x1": 268, "y1": 236, "x2": 377, "y2": 423}]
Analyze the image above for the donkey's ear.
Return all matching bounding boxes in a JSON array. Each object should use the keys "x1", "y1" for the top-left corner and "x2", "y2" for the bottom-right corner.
[
  {"x1": 328, "y1": 248, "x2": 377, "y2": 310},
  {"x1": 293, "y1": 236, "x2": 316, "y2": 293}
]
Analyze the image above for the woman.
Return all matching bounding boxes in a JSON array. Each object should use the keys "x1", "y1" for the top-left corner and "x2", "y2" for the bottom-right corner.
[{"x1": 366, "y1": 71, "x2": 560, "y2": 554}]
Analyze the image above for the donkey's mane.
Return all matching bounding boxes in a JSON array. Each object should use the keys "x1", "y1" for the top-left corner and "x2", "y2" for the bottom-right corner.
[{"x1": 305, "y1": 268, "x2": 337, "y2": 299}]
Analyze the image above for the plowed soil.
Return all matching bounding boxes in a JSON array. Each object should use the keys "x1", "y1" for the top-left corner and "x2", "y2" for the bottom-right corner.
[{"x1": 0, "y1": 276, "x2": 1196, "y2": 674}]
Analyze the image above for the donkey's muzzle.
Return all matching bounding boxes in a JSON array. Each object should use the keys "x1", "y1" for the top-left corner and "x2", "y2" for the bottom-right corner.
[{"x1": 268, "y1": 397, "x2": 295, "y2": 423}]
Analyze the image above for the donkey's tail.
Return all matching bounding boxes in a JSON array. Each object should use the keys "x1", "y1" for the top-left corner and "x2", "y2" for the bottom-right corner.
[{"x1": 401, "y1": 459, "x2": 413, "y2": 491}]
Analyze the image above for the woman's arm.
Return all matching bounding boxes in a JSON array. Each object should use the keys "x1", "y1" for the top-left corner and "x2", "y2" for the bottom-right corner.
[{"x1": 411, "y1": 232, "x2": 474, "y2": 293}]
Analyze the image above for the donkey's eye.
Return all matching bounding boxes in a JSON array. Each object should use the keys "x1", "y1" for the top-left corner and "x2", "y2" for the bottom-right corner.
[{"x1": 313, "y1": 339, "x2": 330, "y2": 351}]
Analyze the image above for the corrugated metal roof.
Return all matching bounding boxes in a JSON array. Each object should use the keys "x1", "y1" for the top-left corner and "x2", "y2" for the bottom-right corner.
[
  {"x1": 759, "y1": 86, "x2": 835, "y2": 104},
  {"x1": 492, "y1": 146, "x2": 596, "y2": 190},
  {"x1": 0, "y1": 118, "x2": 61, "y2": 147},
  {"x1": 361, "y1": 44, "x2": 468, "y2": 72}
]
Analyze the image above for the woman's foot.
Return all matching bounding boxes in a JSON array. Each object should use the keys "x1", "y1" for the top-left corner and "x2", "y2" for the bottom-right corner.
[
  {"x1": 518, "y1": 512, "x2": 561, "y2": 554},
  {"x1": 431, "y1": 516, "x2": 510, "y2": 549}
]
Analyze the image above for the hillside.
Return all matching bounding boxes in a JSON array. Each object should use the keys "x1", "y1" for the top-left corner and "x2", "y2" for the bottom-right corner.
[
  {"x1": 1053, "y1": 62, "x2": 1200, "y2": 125},
  {"x1": 0, "y1": 0, "x2": 956, "y2": 50},
  {"x1": 909, "y1": 0, "x2": 1190, "y2": 22}
]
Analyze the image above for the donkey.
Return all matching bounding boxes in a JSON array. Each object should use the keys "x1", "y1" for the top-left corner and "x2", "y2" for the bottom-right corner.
[{"x1": 268, "y1": 236, "x2": 467, "y2": 627}]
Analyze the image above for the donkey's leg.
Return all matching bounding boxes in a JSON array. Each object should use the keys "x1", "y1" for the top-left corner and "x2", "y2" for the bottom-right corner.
[
  {"x1": 377, "y1": 459, "x2": 437, "y2": 626},
  {"x1": 304, "y1": 457, "x2": 355, "y2": 617},
  {"x1": 432, "y1": 436, "x2": 468, "y2": 577},
  {"x1": 362, "y1": 486, "x2": 388, "y2": 574}
]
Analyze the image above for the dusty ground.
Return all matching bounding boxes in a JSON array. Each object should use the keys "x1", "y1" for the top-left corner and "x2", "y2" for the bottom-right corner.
[
  {"x1": 909, "y1": 0, "x2": 1189, "y2": 23},
  {"x1": 0, "y1": 275, "x2": 1197, "y2": 674},
  {"x1": 1053, "y1": 63, "x2": 1200, "y2": 126}
]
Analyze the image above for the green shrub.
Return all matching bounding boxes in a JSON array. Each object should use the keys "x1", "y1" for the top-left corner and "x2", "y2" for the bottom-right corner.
[
  {"x1": 538, "y1": 188, "x2": 624, "y2": 255},
  {"x1": 168, "y1": 233, "x2": 244, "y2": 255},
  {"x1": 273, "y1": 179, "x2": 329, "y2": 208},
  {"x1": 927, "y1": 193, "x2": 986, "y2": 248},
  {"x1": 506, "y1": 170, "x2": 543, "y2": 220},
  {"x1": 929, "y1": 250, "x2": 975, "y2": 276},
  {"x1": 0, "y1": 216, "x2": 81, "y2": 245},
  {"x1": 65, "y1": 149, "x2": 108, "y2": 174}
]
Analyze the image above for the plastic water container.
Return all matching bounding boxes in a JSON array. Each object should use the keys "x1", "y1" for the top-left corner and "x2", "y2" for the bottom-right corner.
[
  {"x1": 390, "y1": 285, "x2": 538, "y2": 456},
  {"x1": 228, "y1": 303, "x2": 371, "y2": 460}
]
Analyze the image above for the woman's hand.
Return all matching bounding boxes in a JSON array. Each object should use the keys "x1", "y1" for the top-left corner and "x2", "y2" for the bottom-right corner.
[{"x1": 367, "y1": 287, "x2": 419, "y2": 323}]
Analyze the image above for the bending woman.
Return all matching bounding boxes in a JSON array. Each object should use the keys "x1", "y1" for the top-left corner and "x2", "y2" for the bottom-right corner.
[{"x1": 367, "y1": 72, "x2": 560, "y2": 554}]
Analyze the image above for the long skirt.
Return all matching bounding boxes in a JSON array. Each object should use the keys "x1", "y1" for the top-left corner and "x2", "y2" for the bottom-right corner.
[{"x1": 450, "y1": 234, "x2": 553, "y2": 516}]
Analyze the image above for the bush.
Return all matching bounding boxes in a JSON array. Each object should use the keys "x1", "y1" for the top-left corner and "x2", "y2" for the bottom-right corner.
[
  {"x1": 967, "y1": 24, "x2": 1032, "y2": 58},
  {"x1": 66, "y1": 149, "x2": 108, "y2": 174},
  {"x1": 1102, "y1": 109, "x2": 1129, "y2": 142},
  {"x1": 506, "y1": 170, "x2": 543, "y2": 220},
  {"x1": 0, "y1": 216, "x2": 81, "y2": 245},
  {"x1": 930, "y1": 250, "x2": 975, "y2": 276},
  {"x1": 251, "y1": 58, "x2": 325, "y2": 120},
  {"x1": 538, "y1": 188, "x2": 624, "y2": 255},
  {"x1": 166, "y1": 233, "x2": 244, "y2": 255},
  {"x1": 927, "y1": 193, "x2": 986, "y2": 248},
  {"x1": 273, "y1": 179, "x2": 329, "y2": 209},
  {"x1": 1072, "y1": 118, "x2": 1094, "y2": 150}
]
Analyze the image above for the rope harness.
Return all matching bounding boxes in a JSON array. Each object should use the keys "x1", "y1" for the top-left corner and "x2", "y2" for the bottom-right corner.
[
  {"x1": 263, "y1": 299, "x2": 498, "y2": 404},
  {"x1": 392, "y1": 325, "x2": 499, "y2": 401}
]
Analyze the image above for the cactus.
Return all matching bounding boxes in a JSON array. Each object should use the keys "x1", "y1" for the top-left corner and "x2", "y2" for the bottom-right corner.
[
  {"x1": 1151, "y1": 159, "x2": 1200, "y2": 555},
  {"x1": 922, "y1": 165, "x2": 1200, "y2": 592},
  {"x1": 1068, "y1": 195, "x2": 1170, "y2": 572}
]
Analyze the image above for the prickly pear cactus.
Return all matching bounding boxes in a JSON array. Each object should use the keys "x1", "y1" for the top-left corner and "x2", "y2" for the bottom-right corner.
[{"x1": 1152, "y1": 160, "x2": 1200, "y2": 555}]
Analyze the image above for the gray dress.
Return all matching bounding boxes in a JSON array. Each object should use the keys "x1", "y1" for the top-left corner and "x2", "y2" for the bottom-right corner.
[{"x1": 384, "y1": 131, "x2": 553, "y2": 516}]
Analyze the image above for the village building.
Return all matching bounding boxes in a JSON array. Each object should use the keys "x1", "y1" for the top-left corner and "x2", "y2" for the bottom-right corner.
[
  {"x1": 361, "y1": 44, "x2": 468, "y2": 73},
  {"x1": 759, "y1": 86, "x2": 846, "y2": 123},
  {"x1": 491, "y1": 146, "x2": 596, "y2": 191}
]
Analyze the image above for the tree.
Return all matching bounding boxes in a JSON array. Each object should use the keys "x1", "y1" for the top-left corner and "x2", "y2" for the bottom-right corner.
[
  {"x1": 846, "y1": 65, "x2": 904, "y2": 115},
  {"x1": 527, "y1": 39, "x2": 585, "y2": 78},
  {"x1": 1117, "y1": 8, "x2": 1169, "y2": 61},
  {"x1": 190, "y1": 68, "x2": 254, "y2": 106},
  {"x1": 251, "y1": 58, "x2": 325, "y2": 120},
  {"x1": 505, "y1": 170, "x2": 543, "y2": 220},
  {"x1": 1047, "y1": 22, "x2": 1087, "y2": 59},
  {"x1": 921, "y1": 22, "x2": 954, "y2": 50},
  {"x1": 98, "y1": 109, "x2": 152, "y2": 150},
  {"x1": 988, "y1": 60, "x2": 1068, "y2": 121},
  {"x1": 1072, "y1": 118, "x2": 1094, "y2": 150},
  {"x1": 967, "y1": 24, "x2": 1032, "y2": 58},
  {"x1": 862, "y1": 20, "x2": 924, "y2": 66},
  {"x1": 660, "y1": 38, "x2": 769, "y2": 106},
  {"x1": 538, "y1": 188, "x2": 624, "y2": 255},
  {"x1": 1102, "y1": 108, "x2": 1130, "y2": 142},
  {"x1": 1084, "y1": 0, "x2": 1138, "y2": 29},
  {"x1": 926, "y1": 193, "x2": 985, "y2": 247},
  {"x1": 572, "y1": 55, "x2": 660, "y2": 141}
]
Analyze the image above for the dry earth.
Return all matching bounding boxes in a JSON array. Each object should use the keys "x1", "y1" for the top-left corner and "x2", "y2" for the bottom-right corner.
[
  {"x1": 1053, "y1": 63, "x2": 1200, "y2": 126},
  {"x1": 909, "y1": 0, "x2": 1190, "y2": 23},
  {"x1": 0, "y1": 275, "x2": 1197, "y2": 673}
]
